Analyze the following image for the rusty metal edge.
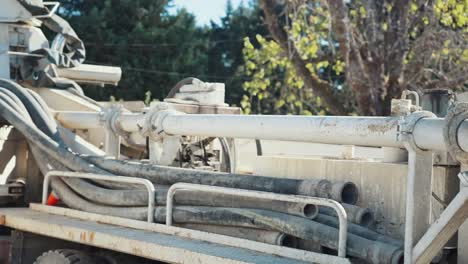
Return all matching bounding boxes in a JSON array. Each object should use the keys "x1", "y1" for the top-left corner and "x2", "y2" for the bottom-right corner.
[{"x1": 27, "y1": 204, "x2": 350, "y2": 264}]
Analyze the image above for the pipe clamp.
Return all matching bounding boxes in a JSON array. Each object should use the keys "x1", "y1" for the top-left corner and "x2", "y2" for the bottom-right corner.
[
  {"x1": 142, "y1": 103, "x2": 183, "y2": 141},
  {"x1": 103, "y1": 105, "x2": 130, "y2": 139},
  {"x1": 398, "y1": 111, "x2": 436, "y2": 152}
]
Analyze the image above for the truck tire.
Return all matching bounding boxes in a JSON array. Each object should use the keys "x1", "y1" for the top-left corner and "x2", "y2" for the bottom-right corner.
[{"x1": 34, "y1": 249, "x2": 96, "y2": 264}]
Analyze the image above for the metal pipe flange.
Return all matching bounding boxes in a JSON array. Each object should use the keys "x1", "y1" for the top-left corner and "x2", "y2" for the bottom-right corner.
[{"x1": 444, "y1": 103, "x2": 468, "y2": 163}]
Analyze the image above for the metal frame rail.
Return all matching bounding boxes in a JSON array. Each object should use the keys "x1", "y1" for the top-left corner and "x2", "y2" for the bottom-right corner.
[
  {"x1": 166, "y1": 182, "x2": 349, "y2": 258},
  {"x1": 42, "y1": 171, "x2": 156, "y2": 223}
]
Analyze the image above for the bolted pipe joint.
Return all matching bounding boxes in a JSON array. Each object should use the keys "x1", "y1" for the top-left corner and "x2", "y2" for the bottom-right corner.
[
  {"x1": 141, "y1": 103, "x2": 184, "y2": 142},
  {"x1": 444, "y1": 102, "x2": 468, "y2": 163},
  {"x1": 397, "y1": 111, "x2": 436, "y2": 152}
]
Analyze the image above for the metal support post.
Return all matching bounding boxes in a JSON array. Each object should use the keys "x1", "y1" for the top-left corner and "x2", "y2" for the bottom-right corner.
[{"x1": 398, "y1": 111, "x2": 436, "y2": 264}]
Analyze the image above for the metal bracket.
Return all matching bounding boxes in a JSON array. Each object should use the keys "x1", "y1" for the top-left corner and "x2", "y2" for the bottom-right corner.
[
  {"x1": 401, "y1": 90, "x2": 421, "y2": 109},
  {"x1": 100, "y1": 105, "x2": 130, "y2": 158},
  {"x1": 444, "y1": 102, "x2": 468, "y2": 163}
]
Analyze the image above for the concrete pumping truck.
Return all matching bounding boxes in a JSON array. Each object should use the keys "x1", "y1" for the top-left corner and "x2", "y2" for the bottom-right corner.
[{"x1": 0, "y1": 1, "x2": 467, "y2": 263}]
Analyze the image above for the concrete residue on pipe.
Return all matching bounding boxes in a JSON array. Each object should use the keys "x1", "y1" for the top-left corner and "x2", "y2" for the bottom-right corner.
[
  {"x1": 155, "y1": 186, "x2": 319, "y2": 219},
  {"x1": 83, "y1": 156, "x2": 359, "y2": 203},
  {"x1": 177, "y1": 224, "x2": 297, "y2": 247},
  {"x1": 320, "y1": 203, "x2": 374, "y2": 227}
]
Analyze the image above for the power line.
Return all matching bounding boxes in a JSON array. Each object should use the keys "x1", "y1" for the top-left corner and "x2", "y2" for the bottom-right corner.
[
  {"x1": 83, "y1": 34, "x2": 273, "y2": 49},
  {"x1": 84, "y1": 58, "x2": 253, "y2": 81},
  {"x1": 123, "y1": 67, "x2": 232, "y2": 80},
  {"x1": 84, "y1": 38, "x2": 247, "y2": 49}
]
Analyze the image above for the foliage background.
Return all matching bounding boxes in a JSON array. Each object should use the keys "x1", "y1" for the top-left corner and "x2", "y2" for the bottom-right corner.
[{"x1": 58, "y1": 0, "x2": 467, "y2": 115}]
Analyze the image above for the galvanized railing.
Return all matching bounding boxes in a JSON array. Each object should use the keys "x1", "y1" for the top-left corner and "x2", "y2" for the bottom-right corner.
[
  {"x1": 166, "y1": 182, "x2": 349, "y2": 258},
  {"x1": 42, "y1": 171, "x2": 156, "y2": 223}
]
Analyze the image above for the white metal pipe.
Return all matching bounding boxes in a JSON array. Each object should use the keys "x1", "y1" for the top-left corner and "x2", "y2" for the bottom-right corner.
[
  {"x1": 162, "y1": 114, "x2": 402, "y2": 148},
  {"x1": 55, "y1": 111, "x2": 144, "y2": 131},
  {"x1": 166, "y1": 183, "x2": 348, "y2": 258},
  {"x1": 55, "y1": 111, "x2": 103, "y2": 129},
  {"x1": 54, "y1": 110, "x2": 468, "y2": 152},
  {"x1": 117, "y1": 113, "x2": 145, "y2": 132},
  {"x1": 56, "y1": 64, "x2": 122, "y2": 86}
]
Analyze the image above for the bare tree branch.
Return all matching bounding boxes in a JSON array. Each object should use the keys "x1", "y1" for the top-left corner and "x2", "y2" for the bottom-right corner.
[
  {"x1": 260, "y1": 0, "x2": 348, "y2": 115},
  {"x1": 327, "y1": 0, "x2": 382, "y2": 115}
]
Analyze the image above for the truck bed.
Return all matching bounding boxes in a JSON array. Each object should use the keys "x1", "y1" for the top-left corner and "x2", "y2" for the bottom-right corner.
[{"x1": 0, "y1": 204, "x2": 350, "y2": 264}]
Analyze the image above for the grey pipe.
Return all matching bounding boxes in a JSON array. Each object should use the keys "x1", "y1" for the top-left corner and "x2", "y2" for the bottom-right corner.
[
  {"x1": 314, "y1": 214, "x2": 403, "y2": 247},
  {"x1": 153, "y1": 206, "x2": 403, "y2": 264},
  {"x1": 49, "y1": 181, "x2": 401, "y2": 264},
  {"x1": 177, "y1": 224, "x2": 297, "y2": 247},
  {"x1": 51, "y1": 177, "x2": 148, "y2": 219},
  {"x1": 155, "y1": 186, "x2": 318, "y2": 219},
  {"x1": 320, "y1": 203, "x2": 374, "y2": 226},
  {"x1": 31, "y1": 143, "x2": 148, "y2": 206},
  {"x1": 48, "y1": 182, "x2": 403, "y2": 264},
  {"x1": 296, "y1": 239, "x2": 323, "y2": 253},
  {"x1": 83, "y1": 156, "x2": 359, "y2": 204}
]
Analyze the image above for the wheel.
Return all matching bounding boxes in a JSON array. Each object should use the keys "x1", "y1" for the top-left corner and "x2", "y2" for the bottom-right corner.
[{"x1": 34, "y1": 249, "x2": 96, "y2": 264}]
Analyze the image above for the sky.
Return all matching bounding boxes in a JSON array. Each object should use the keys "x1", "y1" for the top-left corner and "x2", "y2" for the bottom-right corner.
[{"x1": 169, "y1": 0, "x2": 245, "y2": 26}]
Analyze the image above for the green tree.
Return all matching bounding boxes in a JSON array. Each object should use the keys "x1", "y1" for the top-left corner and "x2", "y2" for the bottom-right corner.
[
  {"x1": 242, "y1": 0, "x2": 468, "y2": 115},
  {"x1": 206, "y1": 0, "x2": 267, "y2": 106},
  {"x1": 58, "y1": 0, "x2": 209, "y2": 102}
]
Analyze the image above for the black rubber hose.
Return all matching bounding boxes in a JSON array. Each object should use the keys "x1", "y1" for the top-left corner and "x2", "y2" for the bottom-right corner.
[
  {"x1": 155, "y1": 186, "x2": 318, "y2": 219},
  {"x1": 320, "y1": 203, "x2": 375, "y2": 227},
  {"x1": 0, "y1": 79, "x2": 61, "y2": 142},
  {"x1": 314, "y1": 214, "x2": 403, "y2": 247},
  {"x1": 28, "y1": 143, "x2": 149, "y2": 206},
  {"x1": 26, "y1": 89, "x2": 56, "y2": 124},
  {"x1": 0, "y1": 92, "x2": 141, "y2": 206},
  {"x1": 49, "y1": 179, "x2": 401, "y2": 264},
  {"x1": 0, "y1": 93, "x2": 26, "y2": 117},
  {"x1": 51, "y1": 177, "x2": 148, "y2": 219},
  {"x1": 0, "y1": 87, "x2": 144, "y2": 194},
  {"x1": 0, "y1": 88, "x2": 30, "y2": 117},
  {"x1": 153, "y1": 207, "x2": 403, "y2": 264},
  {"x1": 82, "y1": 156, "x2": 359, "y2": 203},
  {"x1": 0, "y1": 95, "x2": 111, "y2": 175}
]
